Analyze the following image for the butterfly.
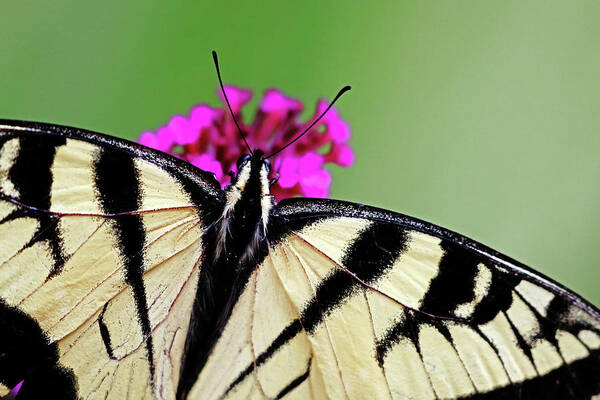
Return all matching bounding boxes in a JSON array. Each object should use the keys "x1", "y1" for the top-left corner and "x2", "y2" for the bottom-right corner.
[{"x1": 1, "y1": 53, "x2": 599, "y2": 400}]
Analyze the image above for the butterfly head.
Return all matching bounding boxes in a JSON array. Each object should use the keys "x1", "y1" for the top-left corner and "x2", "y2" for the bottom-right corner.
[
  {"x1": 235, "y1": 150, "x2": 270, "y2": 177},
  {"x1": 217, "y1": 149, "x2": 273, "y2": 261},
  {"x1": 230, "y1": 150, "x2": 271, "y2": 199},
  {"x1": 212, "y1": 50, "x2": 348, "y2": 198}
]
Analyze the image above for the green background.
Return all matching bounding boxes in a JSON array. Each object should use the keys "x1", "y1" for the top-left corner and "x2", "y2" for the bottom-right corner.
[{"x1": 1, "y1": 2, "x2": 599, "y2": 305}]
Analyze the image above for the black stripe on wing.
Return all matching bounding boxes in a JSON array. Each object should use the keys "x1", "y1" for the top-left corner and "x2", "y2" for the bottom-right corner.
[
  {"x1": 273, "y1": 358, "x2": 312, "y2": 399},
  {"x1": 94, "y1": 148, "x2": 156, "y2": 381},
  {"x1": 418, "y1": 240, "x2": 483, "y2": 317},
  {"x1": 463, "y1": 350, "x2": 600, "y2": 399},
  {"x1": 0, "y1": 121, "x2": 226, "y2": 399},
  {"x1": 0, "y1": 119, "x2": 225, "y2": 212},
  {"x1": 301, "y1": 222, "x2": 409, "y2": 332},
  {"x1": 97, "y1": 303, "x2": 115, "y2": 359},
  {"x1": 374, "y1": 239, "x2": 523, "y2": 361},
  {"x1": 222, "y1": 221, "x2": 409, "y2": 396},
  {"x1": 0, "y1": 300, "x2": 77, "y2": 399},
  {"x1": 226, "y1": 209, "x2": 600, "y2": 398},
  {"x1": 373, "y1": 243, "x2": 600, "y2": 398},
  {"x1": 0, "y1": 135, "x2": 67, "y2": 277}
]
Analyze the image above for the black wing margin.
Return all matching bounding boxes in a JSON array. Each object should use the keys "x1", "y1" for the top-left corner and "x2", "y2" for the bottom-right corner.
[{"x1": 0, "y1": 119, "x2": 224, "y2": 207}]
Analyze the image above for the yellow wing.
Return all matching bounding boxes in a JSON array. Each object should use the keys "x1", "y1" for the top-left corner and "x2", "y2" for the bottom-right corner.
[
  {"x1": 0, "y1": 121, "x2": 222, "y2": 399},
  {"x1": 190, "y1": 199, "x2": 600, "y2": 399},
  {"x1": 3, "y1": 121, "x2": 599, "y2": 400}
]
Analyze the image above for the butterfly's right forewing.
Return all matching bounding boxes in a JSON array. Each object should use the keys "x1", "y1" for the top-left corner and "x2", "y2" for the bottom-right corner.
[{"x1": 190, "y1": 198, "x2": 600, "y2": 399}]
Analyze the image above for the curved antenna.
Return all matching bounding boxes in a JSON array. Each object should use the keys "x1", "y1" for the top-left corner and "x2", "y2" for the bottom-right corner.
[
  {"x1": 265, "y1": 85, "x2": 351, "y2": 158},
  {"x1": 212, "y1": 50, "x2": 252, "y2": 154}
]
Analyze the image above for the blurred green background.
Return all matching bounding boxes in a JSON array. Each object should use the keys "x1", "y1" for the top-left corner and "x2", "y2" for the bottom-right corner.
[{"x1": 1, "y1": 2, "x2": 599, "y2": 305}]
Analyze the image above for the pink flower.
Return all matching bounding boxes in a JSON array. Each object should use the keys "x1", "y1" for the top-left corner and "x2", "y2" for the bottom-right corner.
[
  {"x1": 8, "y1": 380, "x2": 23, "y2": 397},
  {"x1": 138, "y1": 85, "x2": 354, "y2": 200}
]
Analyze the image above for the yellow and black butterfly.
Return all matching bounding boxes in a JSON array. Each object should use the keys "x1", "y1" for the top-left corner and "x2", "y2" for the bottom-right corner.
[{"x1": 1, "y1": 53, "x2": 599, "y2": 399}]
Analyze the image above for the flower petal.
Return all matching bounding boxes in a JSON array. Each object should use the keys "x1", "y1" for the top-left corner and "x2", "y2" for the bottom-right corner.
[
  {"x1": 261, "y1": 89, "x2": 303, "y2": 113},
  {"x1": 189, "y1": 153, "x2": 224, "y2": 181},
  {"x1": 190, "y1": 105, "x2": 222, "y2": 129},
  {"x1": 9, "y1": 380, "x2": 24, "y2": 397},
  {"x1": 138, "y1": 131, "x2": 159, "y2": 149},
  {"x1": 316, "y1": 100, "x2": 350, "y2": 142},
  {"x1": 300, "y1": 169, "x2": 331, "y2": 198},
  {"x1": 326, "y1": 143, "x2": 354, "y2": 167},
  {"x1": 138, "y1": 85, "x2": 353, "y2": 201},
  {"x1": 220, "y1": 85, "x2": 252, "y2": 112},
  {"x1": 168, "y1": 115, "x2": 199, "y2": 145},
  {"x1": 299, "y1": 152, "x2": 324, "y2": 175},
  {"x1": 277, "y1": 156, "x2": 300, "y2": 188},
  {"x1": 154, "y1": 126, "x2": 176, "y2": 152},
  {"x1": 329, "y1": 119, "x2": 351, "y2": 142}
]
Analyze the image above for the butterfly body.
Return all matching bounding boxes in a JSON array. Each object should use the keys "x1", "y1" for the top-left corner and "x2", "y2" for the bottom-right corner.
[
  {"x1": 0, "y1": 120, "x2": 599, "y2": 399},
  {"x1": 178, "y1": 150, "x2": 274, "y2": 399},
  {"x1": 214, "y1": 150, "x2": 273, "y2": 263}
]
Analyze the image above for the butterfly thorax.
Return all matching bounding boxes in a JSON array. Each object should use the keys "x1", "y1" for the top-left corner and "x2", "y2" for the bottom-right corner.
[
  {"x1": 214, "y1": 150, "x2": 273, "y2": 264},
  {"x1": 177, "y1": 151, "x2": 274, "y2": 399}
]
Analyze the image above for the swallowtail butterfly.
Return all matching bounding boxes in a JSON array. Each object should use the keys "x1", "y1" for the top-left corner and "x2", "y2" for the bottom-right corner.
[{"x1": 0, "y1": 53, "x2": 598, "y2": 399}]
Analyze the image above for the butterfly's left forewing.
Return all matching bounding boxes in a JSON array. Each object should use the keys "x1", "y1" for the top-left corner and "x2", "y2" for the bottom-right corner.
[
  {"x1": 194, "y1": 198, "x2": 600, "y2": 399},
  {"x1": 0, "y1": 121, "x2": 222, "y2": 399}
]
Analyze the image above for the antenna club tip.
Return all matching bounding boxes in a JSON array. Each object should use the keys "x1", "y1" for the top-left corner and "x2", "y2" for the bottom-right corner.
[
  {"x1": 212, "y1": 50, "x2": 218, "y2": 61},
  {"x1": 343, "y1": 85, "x2": 352, "y2": 91}
]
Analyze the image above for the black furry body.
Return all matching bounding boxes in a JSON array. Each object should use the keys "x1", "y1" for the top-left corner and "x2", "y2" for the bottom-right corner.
[{"x1": 177, "y1": 151, "x2": 272, "y2": 399}]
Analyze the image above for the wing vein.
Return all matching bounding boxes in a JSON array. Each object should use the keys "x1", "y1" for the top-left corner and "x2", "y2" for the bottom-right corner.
[
  {"x1": 362, "y1": 290, "x2": 394, "y2": 400},
  {"x1": 249, "y1": 271, "x2": 268, "y2": 399},
  {"x1": 0, "y1": 214, "x2": 60, "y2": 271},
  {"x1": 291, "y1": 231, "x2": 470, "y2": 324},
  {"x1": 0, "y1": 193, "x2": 196, "y2": 217},
  {"x1": 16, "y1": 218, "x2": 108, "y2": 307},
  {"x1": 287, "y1": 242, "x2": 351, "y2": 400},
  {"x1": 50, "y1": 224, "x2": 202, "y2": 348}
]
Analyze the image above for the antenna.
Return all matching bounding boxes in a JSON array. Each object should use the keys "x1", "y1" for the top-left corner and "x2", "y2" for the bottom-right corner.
[
  {"x1": 265, "y1": 86, "x2": 351, "y2": 158},
  {"x1": 212, "y1": 50, "x2": 252, "y2": 154}
]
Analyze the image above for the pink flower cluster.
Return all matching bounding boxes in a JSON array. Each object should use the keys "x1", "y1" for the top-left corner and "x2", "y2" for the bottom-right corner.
[{"x1": 138, "y1": 86, "x2": 354, "y2": 200}]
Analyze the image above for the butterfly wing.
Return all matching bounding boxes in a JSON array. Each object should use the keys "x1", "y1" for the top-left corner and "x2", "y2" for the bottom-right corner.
[
  {"x1": 0, "y1": 120, "x2": 223, "y2": 399},
  {"x1": 190, "y1": 197, "x2": 600, "y2": 399},
  {"x1": 3, "y1": 120, "x2": 599, "y2": 399}
]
